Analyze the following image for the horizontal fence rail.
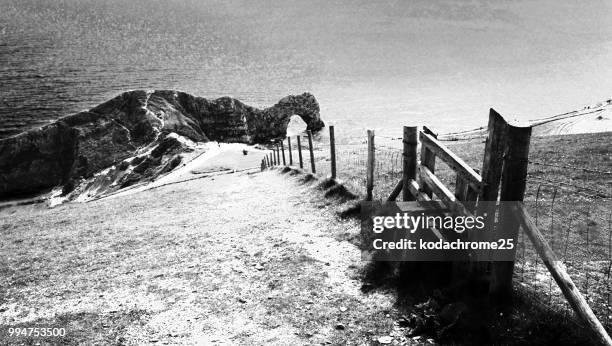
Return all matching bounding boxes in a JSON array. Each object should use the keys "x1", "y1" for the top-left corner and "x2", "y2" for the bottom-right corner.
[{"x1": 419, "y1": 131, "x2": 482, "y2": 193}]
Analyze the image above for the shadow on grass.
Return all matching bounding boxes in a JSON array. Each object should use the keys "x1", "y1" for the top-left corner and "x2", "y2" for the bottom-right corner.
[{"x1": 358, "y1": 260, "x2": 596, "y2": 345}]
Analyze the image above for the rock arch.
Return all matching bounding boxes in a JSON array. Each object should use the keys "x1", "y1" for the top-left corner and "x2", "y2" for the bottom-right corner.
[{"x1": 246, "y1": 93, "x2": 325, "y2": 143}]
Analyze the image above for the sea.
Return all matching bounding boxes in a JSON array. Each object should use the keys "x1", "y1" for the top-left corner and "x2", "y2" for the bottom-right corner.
[{"x1": 1, "y1": 0, "x2": 612, "y2": 140}]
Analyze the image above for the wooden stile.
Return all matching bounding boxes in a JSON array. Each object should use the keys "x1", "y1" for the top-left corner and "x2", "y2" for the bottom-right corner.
[{"x1": 343, "y1": 113, "x2": 611, "y2": 342}]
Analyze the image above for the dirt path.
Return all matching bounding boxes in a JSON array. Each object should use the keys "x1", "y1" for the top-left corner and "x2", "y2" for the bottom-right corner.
[{"x1": 0, "y1": 167, "x2": 401, "y2": 345}]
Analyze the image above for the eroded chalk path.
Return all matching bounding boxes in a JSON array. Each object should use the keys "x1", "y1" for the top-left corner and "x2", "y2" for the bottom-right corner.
[{"x1": 0, "y1": 167, "x2": 400, "y2": 345}]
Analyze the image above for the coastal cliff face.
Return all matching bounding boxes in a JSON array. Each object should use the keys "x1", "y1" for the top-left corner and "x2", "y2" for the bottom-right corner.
[{"x1": 0, "y1": 90, "x2": 324, "y2": 198}]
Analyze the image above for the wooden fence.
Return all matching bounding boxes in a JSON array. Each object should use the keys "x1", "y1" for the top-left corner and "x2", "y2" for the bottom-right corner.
[{"x1": 260, "y1": 112, "x2": 612, "y2": 345}]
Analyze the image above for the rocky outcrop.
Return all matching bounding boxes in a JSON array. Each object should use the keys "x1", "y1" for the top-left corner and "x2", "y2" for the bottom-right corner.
[
  {"x1": 0, "y1": 90, "x2": 324, "y2": 198},
  {"x1": 62, "y1": 132, "x2": 195, "y2": 201}
]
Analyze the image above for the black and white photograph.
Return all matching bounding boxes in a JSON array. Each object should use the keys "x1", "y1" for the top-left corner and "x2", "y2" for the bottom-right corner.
[{"x1": 1, "y1": 1, "x2": 611, "y2": 345}]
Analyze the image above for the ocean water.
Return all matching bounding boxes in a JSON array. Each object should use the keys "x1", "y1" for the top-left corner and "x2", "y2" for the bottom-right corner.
[{"x1": 1, "y1": 0, "x2": 611, "y2": 140}]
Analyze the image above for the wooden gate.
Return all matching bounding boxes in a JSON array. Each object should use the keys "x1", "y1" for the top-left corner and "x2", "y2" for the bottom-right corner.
[{"x1": 388, "y1": 109, "x2": 611, "y2": 345}]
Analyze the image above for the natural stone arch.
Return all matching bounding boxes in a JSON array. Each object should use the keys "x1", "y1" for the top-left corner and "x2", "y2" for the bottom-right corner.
[{"x1": 246, "y1": 93, "x2": 325, "y2": 143}]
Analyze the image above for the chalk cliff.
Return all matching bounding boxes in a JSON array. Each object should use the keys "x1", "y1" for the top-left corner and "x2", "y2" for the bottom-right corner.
[{"x1": 0, "y1": 90, "x2": 324, "y2": 198}]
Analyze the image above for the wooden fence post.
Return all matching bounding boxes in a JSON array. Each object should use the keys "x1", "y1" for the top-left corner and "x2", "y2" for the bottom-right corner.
[
  {"x1": 366, "y1": 130, "x2": 375, "y2": 201},
  {"x1": 489, "y1": 121, "x2": 532, "y2": 304},
  {"x1": 297, "y1": 136, "x2": 303, "y2": 169},
  {"x1": 281, "y1": 140, "x2": 286, "y2": 165},
  {"x1": 465, "y1": 109, "x2": 509, "y2": 291},
  {"x1": 329, "y1": 126, "x2": 337, "y2": 179},
  {"x1": 402, "y1": 126, "x2": 418, "y2": 201},
  {"x1": 480, "y1": 109, "x2": 508, "y2": 207},
  {"x1": 275, "y1": 143, "x2": 280, "y2": 165},
  {"x1": 307, "y1": 130, "x2": 316, "y2": 173},
  {"x1": 288, "y1": 137, "x2": 293, "y2": 165},
  {"x1": 420, "y1": 126, "x2": 437, "y2": 197}
]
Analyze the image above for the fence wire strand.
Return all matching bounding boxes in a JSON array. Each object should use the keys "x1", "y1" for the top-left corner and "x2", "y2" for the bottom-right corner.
[{"x1": 516, "y1": 181, "x2": 612, "y2": 331}]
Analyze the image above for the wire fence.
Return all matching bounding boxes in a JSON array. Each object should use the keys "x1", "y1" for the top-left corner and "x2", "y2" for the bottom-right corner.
[
  {"x1": 436, "y1": 102, "x2": 611, "y2": 142},
  {"x1": 272, "y1": 129, "x2": 405, "y2": 200},
  {"x1": 264, "y1": 126, "x2": 611, "y2": 332},
  {"x1": 518, "y1": 147, "x2": 611, "y2": 334},
  {"x1": 516, "y1": 176, "x2": 612, "y2": 330}
]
